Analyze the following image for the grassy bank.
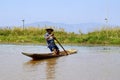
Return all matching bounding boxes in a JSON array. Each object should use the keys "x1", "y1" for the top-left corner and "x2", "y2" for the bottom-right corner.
[{"x1": 0, "y1": 27, "x2": 120, "y2": 45}]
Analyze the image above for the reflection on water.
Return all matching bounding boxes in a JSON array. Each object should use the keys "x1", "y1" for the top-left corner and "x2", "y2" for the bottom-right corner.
[
  {"x1": 0, "y1": 44, "x2": 120, "y2": 80},
  {"x1": 24, "y1": 58, "x2": 58, "y2": 80},
  {"x1": 46, "y1": 58, "x2": 57, "y2": 80}
]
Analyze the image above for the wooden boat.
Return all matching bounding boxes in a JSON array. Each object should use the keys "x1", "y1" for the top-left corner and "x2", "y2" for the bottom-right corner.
[{"x1": 22, "y1": 49, "x2": 77, "y2": 60}]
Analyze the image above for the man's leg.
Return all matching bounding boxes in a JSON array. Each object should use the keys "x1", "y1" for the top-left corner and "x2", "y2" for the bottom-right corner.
[
  {"x1": 52, "y1": 48, "x2": 60, "y2": 55},
  {"x1": 50, "y1": 45, "x2": 59, "y2": 55},
  {"x1": 52, "y1": 48, "x2": 57, "y2": 55}
]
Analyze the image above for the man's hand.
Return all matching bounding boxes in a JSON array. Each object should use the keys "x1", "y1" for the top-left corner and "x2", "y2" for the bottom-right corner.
[
  {"x1": 50, "y1": 33, "x2": 54, "y2": 36},
  {"x1": 50, "y1": 33, "x2": 56, "y2": 39},
  {"x1": 53, "y1": 36, "x2": 56, "y2": 39}
]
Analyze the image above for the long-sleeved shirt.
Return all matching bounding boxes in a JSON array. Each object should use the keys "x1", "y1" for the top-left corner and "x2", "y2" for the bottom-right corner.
[{"x1": 44, "y1": 33, "x2": 56, "y2": 46}]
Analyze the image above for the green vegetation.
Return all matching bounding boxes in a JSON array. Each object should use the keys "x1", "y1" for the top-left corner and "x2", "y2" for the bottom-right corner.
[
  {"x1": 85, "y1": 27, "x2": 120, "y2": 44},
  {"x1": 0, "y1": 26, "x2": 120, "y2": 45}
]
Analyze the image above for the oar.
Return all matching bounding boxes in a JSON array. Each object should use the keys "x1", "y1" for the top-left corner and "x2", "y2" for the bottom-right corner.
[{"x1": 54, "y1": 38, "x2": 68, "y2": 55}]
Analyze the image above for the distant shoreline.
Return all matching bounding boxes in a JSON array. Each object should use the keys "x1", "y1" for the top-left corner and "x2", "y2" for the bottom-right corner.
[
  {"x1": 0, "y1": 27, "x2": 120, "y2": 45},
  {"x1": 0, "y1": 42, "x2": 120, "y2": 47}
]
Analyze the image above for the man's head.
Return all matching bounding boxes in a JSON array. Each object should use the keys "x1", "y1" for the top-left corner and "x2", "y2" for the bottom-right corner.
[{"x1": 46, "y1": 28, "x2": 54, "y2": 34}]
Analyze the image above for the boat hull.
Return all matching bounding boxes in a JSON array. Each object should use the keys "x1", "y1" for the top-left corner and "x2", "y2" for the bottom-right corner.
[{"x1": 22, "y1": 49, "x2": 77, "y2": 60}]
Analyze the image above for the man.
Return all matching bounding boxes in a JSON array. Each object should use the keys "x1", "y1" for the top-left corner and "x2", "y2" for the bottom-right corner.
[{"x1": 44, "y1": 28, "x2": 59, "y2": 55}]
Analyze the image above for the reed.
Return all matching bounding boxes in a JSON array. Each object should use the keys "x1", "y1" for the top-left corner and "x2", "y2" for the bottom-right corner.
[{"x1": 0, "y1": 26, "x2": 120, "y2": 45}]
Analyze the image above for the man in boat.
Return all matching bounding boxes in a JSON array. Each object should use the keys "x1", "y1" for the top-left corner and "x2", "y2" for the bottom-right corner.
[{"x1": 44, "y1": 28, "x2": 60, "y2": 55}]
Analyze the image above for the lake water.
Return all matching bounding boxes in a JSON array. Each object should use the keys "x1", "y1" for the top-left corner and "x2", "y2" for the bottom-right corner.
[{"x1": 0, "y1": 44, "x2": 120, "y2": 80}]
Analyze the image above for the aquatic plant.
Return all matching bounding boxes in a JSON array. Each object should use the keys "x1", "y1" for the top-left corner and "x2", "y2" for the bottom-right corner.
[{"x1": 0, "y1": 26, "x2": 120, "y2": 45}]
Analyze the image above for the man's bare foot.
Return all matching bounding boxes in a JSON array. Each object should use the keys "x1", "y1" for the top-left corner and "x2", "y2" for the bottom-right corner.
[{"x1": 52, "y1": 53, "x2": 56, "y2": 55}]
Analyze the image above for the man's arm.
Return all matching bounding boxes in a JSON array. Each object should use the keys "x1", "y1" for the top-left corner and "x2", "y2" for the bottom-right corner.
[{"x1": 45, "y1": 34, "x2": 54, "y2": 40}]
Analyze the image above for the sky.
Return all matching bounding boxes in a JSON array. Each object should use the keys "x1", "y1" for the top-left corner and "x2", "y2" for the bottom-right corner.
[{"x1": 0, "y1": 0, "x2": 120, "y2": 26}]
